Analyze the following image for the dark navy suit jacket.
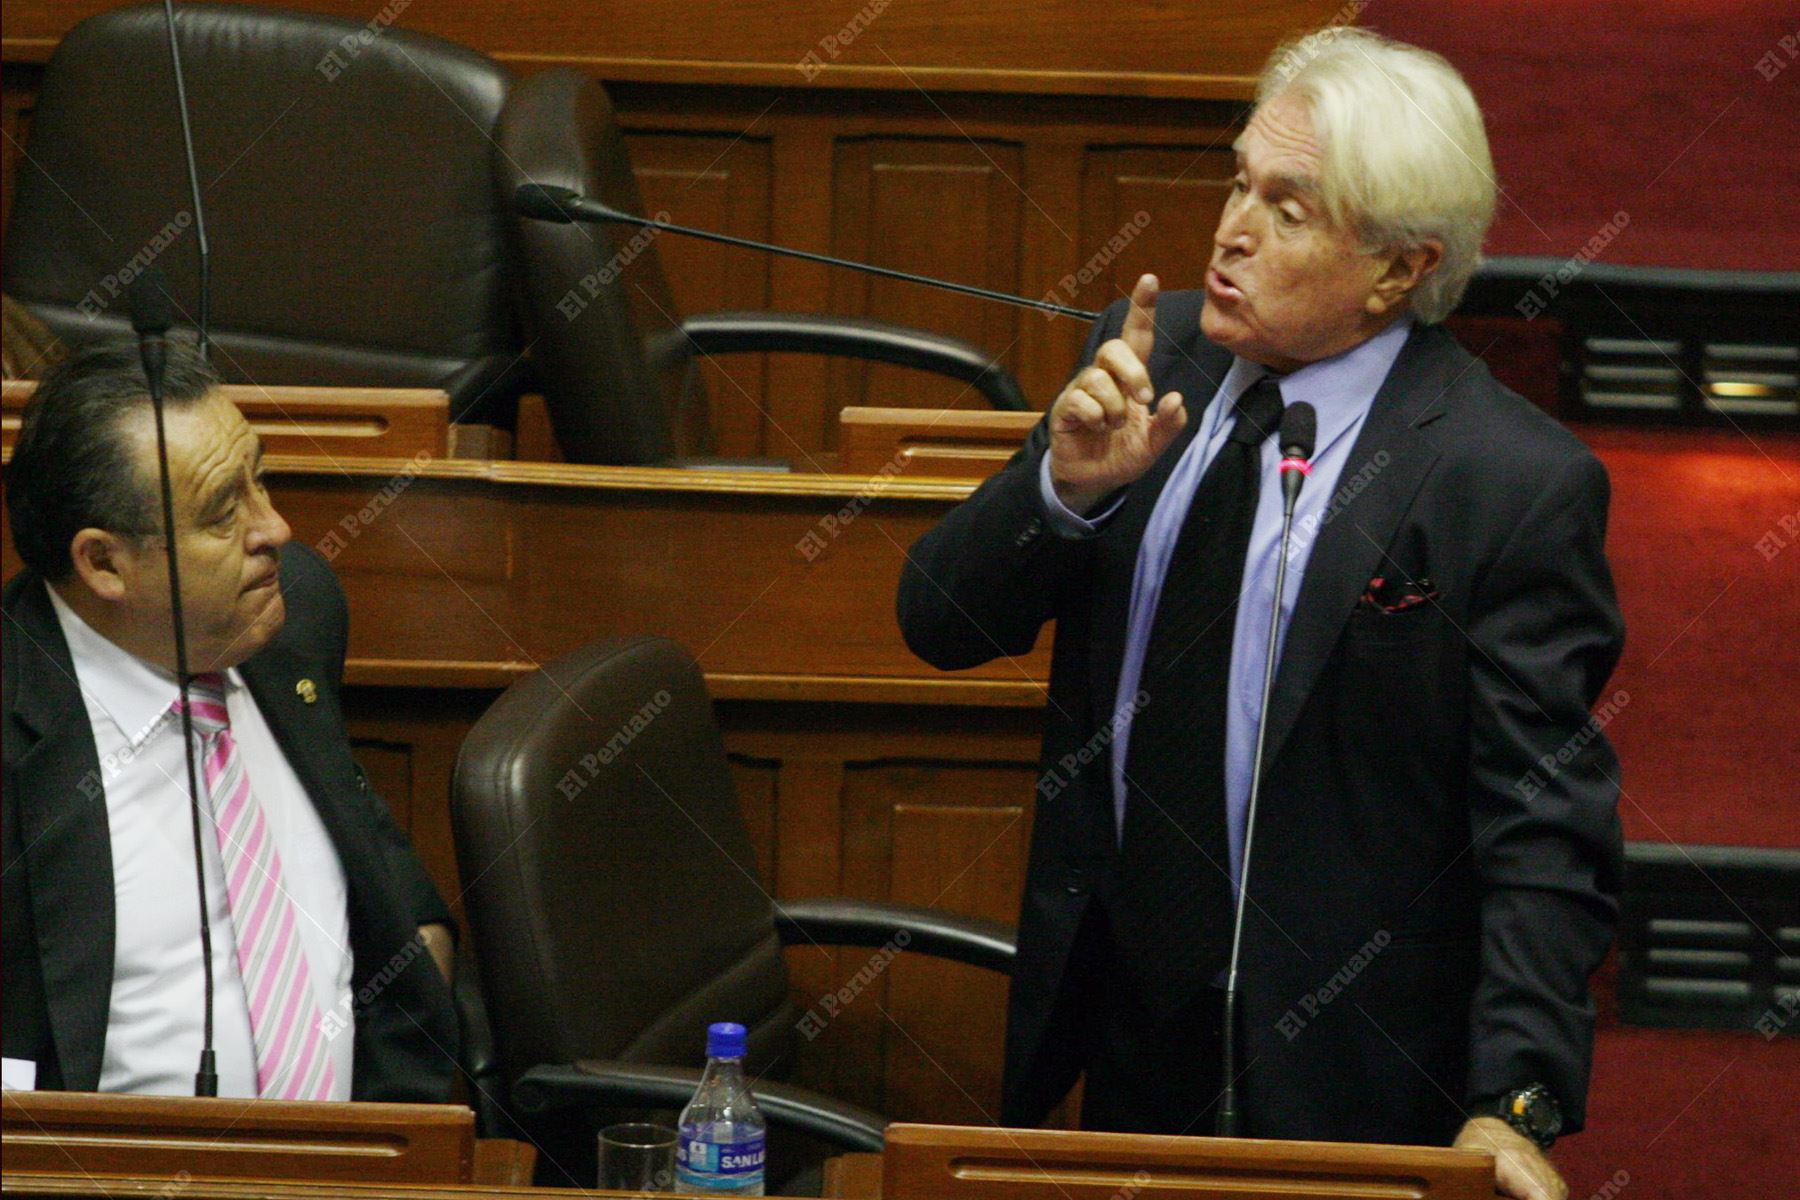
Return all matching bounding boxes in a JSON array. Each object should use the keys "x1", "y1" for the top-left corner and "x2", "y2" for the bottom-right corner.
[{"x1": 899, "y1": 291, "x2": 1626, "y2": 1144}]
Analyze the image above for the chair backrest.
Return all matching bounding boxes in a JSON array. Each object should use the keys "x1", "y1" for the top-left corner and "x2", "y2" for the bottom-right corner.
[
  {"x1": 450, "y1": 636, "x2": 796, "y2": 1087},
  {"x1": 495, "y1": 68, "x2": 704, "y2": 464},
  {"x1": 2, "y1": 4, "x2": 523, "y2": 423}
]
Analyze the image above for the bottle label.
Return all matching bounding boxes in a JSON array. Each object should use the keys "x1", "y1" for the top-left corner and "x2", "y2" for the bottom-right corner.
[{"x1": 678, "y1": 1134, "x2": 765, "y2": 1178}]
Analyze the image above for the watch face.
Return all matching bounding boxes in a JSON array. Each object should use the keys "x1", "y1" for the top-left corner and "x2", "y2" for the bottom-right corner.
[{"x1": 1516, "y1": 1087, "x2": 1562, "y2": 1143}]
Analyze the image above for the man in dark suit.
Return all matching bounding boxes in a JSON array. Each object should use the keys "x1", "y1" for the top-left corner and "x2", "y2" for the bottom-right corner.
[
  {"x1": 3, "y1": 341, "x2": 458, "y2": 1101},
  {"x1": 899, "y1": 29, "x2": 1621, "y2": 1200}
]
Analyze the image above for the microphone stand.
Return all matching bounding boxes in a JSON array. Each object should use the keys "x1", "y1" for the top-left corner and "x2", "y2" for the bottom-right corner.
[
  {"x1": 1215, "y1": 411, "x2": 1314, "y2": 1137},
  {"x1": 131, "y1": 271, "x2": 218, "y2": 1097},
  {"x1": 161, "y1": 0, "x2": 211, "y2": 358},
  {"x1": 513, "y1": 183, "x2": 1101, "y2": 323}
]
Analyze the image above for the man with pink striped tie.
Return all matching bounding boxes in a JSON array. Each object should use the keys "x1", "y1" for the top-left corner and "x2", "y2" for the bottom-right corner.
[{"x1": 5, "y1": 341, "x2": 458, "y2": 1102}]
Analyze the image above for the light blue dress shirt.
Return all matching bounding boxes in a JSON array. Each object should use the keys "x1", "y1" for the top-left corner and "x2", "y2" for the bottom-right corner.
[{"x1": 1038, "y1": 316, "x2": 1414, "y2": 894}]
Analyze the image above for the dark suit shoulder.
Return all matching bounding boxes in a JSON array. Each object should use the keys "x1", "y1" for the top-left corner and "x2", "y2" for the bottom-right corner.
[
  {"x1": 2, "y1": 568, "x2": 36, "y2": 612},
  {"x1": 1152, "y1": 288, "x2": 1208, "y2": 338},
  {"x1": 1423, "y1": 325, "x2": 1602, "y2": 484},
  {"x1": 266, "y1": 542, "x2": 350, "y2": 670}
]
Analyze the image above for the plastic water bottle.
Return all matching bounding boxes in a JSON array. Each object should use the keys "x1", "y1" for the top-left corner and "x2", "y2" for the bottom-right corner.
[{"x1": 676, "y1": 1022, "x2": 767, "y2": 1195}]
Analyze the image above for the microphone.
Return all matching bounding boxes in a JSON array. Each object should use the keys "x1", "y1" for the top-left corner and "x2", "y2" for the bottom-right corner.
[
  {"x1": 1277, "y1": 401, "x2": 1317, "y2": 510},
  {"x1": 159, "y1": 0, "x2": 211, "y2": 358},
  {"x1": 1216, "y1": 399, "x2": 1317, "y2": 1137},
  {"x1": 130, "y1": 267, "x2": 219, "y2": 1098},
  {"x1": 512, "y1": 182, "x2": 1102, "y2": 323}
]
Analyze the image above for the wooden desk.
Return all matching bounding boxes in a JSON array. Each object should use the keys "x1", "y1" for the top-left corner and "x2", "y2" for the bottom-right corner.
[
  {"x1": 823, "y1": 1152, "x2": 885, "y2": 1200},
  {"x1": 837, "y1": 407, "x2": 1040, "y2": 479},
  {"x1": 1, "y1": 1176, "x2": 566, "y2": 1198},
  {"x1": 2, "y1": 381, "x2": 450, "y2": 461},
  {"x1": 0, "y1": 1092, "x2": 534, "y2": 1187},
  {"x1": 879, "y1": 1123, "x2": 1493, "y2": 1200}
]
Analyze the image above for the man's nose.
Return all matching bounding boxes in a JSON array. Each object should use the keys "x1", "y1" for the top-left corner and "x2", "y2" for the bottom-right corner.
[
  {"x1": 1214, "y1": 198, "x2": 1255, "y2": 256},
  {"x1": 250, "y1": 497, "x2": 292, "y2": 552}
]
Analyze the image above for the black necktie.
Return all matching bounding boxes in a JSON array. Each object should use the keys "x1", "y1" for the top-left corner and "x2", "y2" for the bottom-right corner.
[{"x1": 1109, "y1": 374, "x2": 1285, "y2": 1014}]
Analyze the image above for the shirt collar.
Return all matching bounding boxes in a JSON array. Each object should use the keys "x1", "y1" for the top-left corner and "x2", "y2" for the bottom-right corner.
[
  {"x1": 45, "y1": 582, "x2": 241, "y2": 751},
  {"x1": 1207, "y1": 316, "x2": 1416, "y2": 456}
]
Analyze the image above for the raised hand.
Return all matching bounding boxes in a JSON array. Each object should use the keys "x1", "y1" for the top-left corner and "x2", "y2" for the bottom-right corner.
[{"x1": 1048, "y1": 273, "x2": 1188, "y2": 515}]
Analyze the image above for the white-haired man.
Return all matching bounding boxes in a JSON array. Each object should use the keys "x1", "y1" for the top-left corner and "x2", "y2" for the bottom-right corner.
[{"x1": 900, "y1": 28, "x2": 1621, "y2": 1200}]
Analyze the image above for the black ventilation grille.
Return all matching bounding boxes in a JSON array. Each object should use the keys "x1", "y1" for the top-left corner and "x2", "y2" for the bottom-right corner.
[
  {"x1": 1458, "y1": 258, "x2": 1800, "y2": 428},
  {"x1": 1617, "y1": 842, "x2": 1800, "y2": 1034}
]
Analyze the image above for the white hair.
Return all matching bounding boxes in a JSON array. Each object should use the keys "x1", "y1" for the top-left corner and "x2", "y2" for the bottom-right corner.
[{"x1": 1255, "y1": 27, "x2": 1497, "y2": 324}]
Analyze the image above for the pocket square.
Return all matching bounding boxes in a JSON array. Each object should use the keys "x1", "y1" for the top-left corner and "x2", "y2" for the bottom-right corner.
[{"x1": 1360, "y1": 574, "x2": 1441, "y2": 613}]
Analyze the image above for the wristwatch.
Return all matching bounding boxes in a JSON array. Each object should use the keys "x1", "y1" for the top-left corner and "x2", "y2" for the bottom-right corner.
[{"x1": 1477, "y1": 1084, "x2": 1563, "y2": 1149}]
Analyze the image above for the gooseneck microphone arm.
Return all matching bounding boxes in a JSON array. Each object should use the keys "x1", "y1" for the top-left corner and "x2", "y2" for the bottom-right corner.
[
  {"x1": 130, "y1": 269, "x2": 218, "y2": 1097},
  {"x1": 1216, "y1": 399, "x2": 1317, "y2": 1137},
  {"x1": 160, "y1": 0, "x2": 211, "y2": 358},
  {"x1": 512, "y1": 182, "x2": 1101, "y2": 323}
]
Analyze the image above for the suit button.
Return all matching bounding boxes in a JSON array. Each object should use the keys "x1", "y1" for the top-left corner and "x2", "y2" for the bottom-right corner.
[{"x1": 1063, "y1": 867, "x2": 1089, "y2": 896}]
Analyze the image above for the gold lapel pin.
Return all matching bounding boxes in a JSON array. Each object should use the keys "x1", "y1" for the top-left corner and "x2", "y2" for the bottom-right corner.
[{"x1": 296, "y1": 679, "x2": 318, "y2": 705}]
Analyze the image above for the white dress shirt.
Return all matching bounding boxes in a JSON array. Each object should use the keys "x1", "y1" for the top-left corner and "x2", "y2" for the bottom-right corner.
[{"x1": 47, "y1": 585, "x2": 354, "y2": 1099}]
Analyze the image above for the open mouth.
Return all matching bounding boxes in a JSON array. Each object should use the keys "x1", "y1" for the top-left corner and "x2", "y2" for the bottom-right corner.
[{"x1": 1206, "y1": 266, "x2": 1244, "y2": 303}]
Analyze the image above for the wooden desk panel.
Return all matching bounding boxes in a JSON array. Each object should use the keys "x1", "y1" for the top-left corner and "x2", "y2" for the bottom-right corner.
[
  {"x1": 2, "y1": 381, "x2": 450, "y2": 462},
  {"x1": 0, "y1": 1092, "x2": 474, "y2": 1185},
  {"x1": 838, "y1": 407, "x2": 1040, "y2": 479},
  {"x1": 263, "y1": 455, "x2": 1050, "y2": 697},
  {"x1": 882, "y1": 1123, "x2": 1495, "y2": 1200}
]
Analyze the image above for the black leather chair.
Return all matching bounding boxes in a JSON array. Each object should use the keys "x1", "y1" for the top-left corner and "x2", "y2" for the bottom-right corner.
[
  {"x1": 450, "y1": 635, "x2": 1015, "y2": 1183},
  {"x1": 493, "y1": 69, "x2": 1028, "y2": 465},
  {"x1": 2, "y1": 4, "x2": 526, "y2": 423}
]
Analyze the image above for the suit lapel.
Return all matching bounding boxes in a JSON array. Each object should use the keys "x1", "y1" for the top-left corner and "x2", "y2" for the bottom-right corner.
[
  {"x1": 1259, "y1": 324, "x2": 1463, "y2": 768},
  {"x1": 6, "y1": 577, "x2": 115, "y2": 1091}
]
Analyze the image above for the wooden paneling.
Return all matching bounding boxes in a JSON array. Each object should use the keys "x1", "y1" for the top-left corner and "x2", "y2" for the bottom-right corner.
[
  {"x1": 0, "y1": 1, "x2": 1345, "y2": 98},
  {"x1": 1078, "y1": 146, "x2": 1239, "y2": 309},
  {"x1": 826, "y1": 138, "x2": 1025, "y2": 441},
  {"x1": 625, "y1": 130, "x2": 774, "y2": 457},
  {"x1": 610, "y1": 90, "x2": 1249, "y2": 458},
  {"x1": 849, "y1": 769, "x2": 1033, "y2": 1125}
]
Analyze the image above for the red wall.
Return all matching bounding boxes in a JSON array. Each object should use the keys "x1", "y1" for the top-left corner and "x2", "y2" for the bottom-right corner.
[
  {"x1": 1377, "y1": 1, "x2": 1800, "y2": 271},
  {"x1": 1584, "y1": 428, "x2": 1800, "y2": 848}
]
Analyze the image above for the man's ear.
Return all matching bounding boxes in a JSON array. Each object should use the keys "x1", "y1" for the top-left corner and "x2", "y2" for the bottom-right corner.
[
  {"x1": 68, "y1": 528, "x2": 136, "y2": 603},
  {"x1": 1368, "y1": 239, "x2": 1444, "y2": 316}
]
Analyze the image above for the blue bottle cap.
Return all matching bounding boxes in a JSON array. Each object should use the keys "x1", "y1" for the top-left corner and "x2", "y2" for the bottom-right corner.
[{"x1": 707, "y1": 1021, "x2": 748, "y2": 1059}]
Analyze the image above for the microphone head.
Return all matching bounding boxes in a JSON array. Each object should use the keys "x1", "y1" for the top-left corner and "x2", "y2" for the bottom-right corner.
[
  {"x1": 128, "y1": 267, "x2": 175, "y2": 338},
  {"x1": 1279, "y1": 400, "x2": 1317, "y2": 461},
  {"x1": 513, "y1": 182, "x2": 583, "y2": 224}
]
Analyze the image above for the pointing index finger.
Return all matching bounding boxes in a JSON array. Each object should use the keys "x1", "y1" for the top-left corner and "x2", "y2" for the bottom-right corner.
[{"x1": 1120, "y1": 273, "x2": 1159, "y2": 364}]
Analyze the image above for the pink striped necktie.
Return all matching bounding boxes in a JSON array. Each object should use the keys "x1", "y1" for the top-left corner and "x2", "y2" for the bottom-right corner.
[{"x1": 179, "y1": 673, "x2": 338, "y2": 1101}]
